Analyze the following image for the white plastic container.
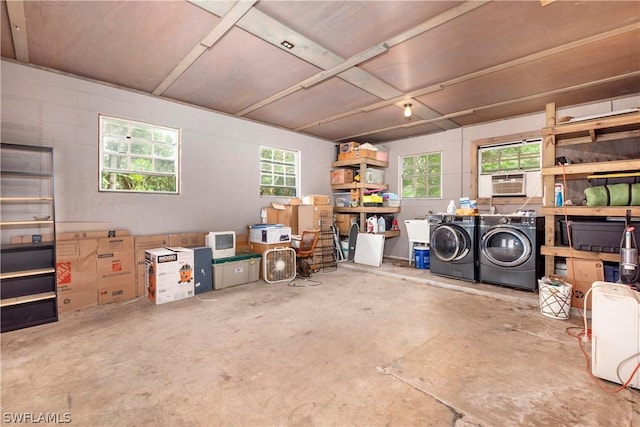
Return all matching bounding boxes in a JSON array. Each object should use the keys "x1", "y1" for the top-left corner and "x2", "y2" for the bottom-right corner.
[{"x1": 447, "y1": 200, "x2": 456, "y2": 214}]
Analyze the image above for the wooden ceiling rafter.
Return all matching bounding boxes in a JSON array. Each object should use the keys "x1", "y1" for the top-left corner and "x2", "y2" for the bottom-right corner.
[
  {"x1": 336, "y1": 70, "x2": 640, "y2": 142},
  {"x1": 5, "y1": 0, "x2": 28, "y2": 63},
  {"x1": 152, "y1": 0, "x2": 257, "y2": 96},
  {"x1": 192, "y1": 0, "x2": 488, "y2": 130},
  {"x1": 299, "y1": 22, "x2": 640, "y2": 138}
]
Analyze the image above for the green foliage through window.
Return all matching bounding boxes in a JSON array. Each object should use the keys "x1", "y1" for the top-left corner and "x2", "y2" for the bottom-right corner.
[
  {"x1": 480, "y1": 140, "x2": 540, "y2": 175},
  {"x1": 401, "y1": 152, "x2": 442, "y2": 199},
  {"x1": 260, "y1": 146, "x2": 298, "y2": 197},
  {"x1": 99, "y1": 115, "x2": 180, "y2": 193}
]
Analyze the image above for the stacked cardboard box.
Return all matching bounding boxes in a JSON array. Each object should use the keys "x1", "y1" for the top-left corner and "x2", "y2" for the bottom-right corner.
[
  {"x1": 56, "y1": 238, "x2": 98, "y2": 313},
  {"x1": 54, "y1": 229, "x2": 134, "y2": 311},
  {"x1": 330, "y1": 169, "x2": 354, "y2": 184},
  {"x1": 97, "y1": 236, "x2": 136, "y2": 304}
]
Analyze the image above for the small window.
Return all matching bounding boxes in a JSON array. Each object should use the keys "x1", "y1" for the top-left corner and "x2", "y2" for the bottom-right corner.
[
  {"x1": 401, "y1": 152, "x2": 442, "y2": 198},
  {"x1": 260, "y1": 146, "x2": 299, "y2": 197},
  {"x1": 479, "y1": 140, "x2": 541, "y2": 175},
  {"x1": 99, "y1": 115, "x2": 180, "y2": 193}
]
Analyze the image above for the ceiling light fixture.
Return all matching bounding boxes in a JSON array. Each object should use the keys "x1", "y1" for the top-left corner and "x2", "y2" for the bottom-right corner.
[
  {"x1": 281, "y1": 40, "x2": 295, "y2": 50},
  {"x1": 403, "y1": 103, "x2": 413, "y2": 119}
]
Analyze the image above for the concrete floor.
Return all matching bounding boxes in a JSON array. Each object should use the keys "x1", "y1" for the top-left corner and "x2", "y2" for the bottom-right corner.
[{"x1": 1, "y1": 259, "x2": 638, "y2": 426}]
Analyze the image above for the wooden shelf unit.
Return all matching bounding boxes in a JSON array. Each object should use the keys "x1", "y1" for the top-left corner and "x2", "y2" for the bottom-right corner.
[
  {"x1": 331, "y1": 157, "x2": 400, "y2": 237},
  {"x1": 541, "y1": 104, "x2": 640, "y2": 276}
]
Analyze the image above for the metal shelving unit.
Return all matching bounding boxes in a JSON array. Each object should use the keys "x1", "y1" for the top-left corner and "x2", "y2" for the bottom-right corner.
[{"x1": 1, "y1": 143, "x2": 58, "y2": 332}]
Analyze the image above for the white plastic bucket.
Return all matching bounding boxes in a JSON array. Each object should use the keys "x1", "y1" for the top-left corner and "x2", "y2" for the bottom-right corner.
[{"x1": 538, "y1": 280, "x2": 572, "y2": 320}]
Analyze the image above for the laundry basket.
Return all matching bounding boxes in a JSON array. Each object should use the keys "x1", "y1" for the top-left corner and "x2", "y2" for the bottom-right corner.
[{"x1": 538, "y1": 279, "x2": 572, "y2": 320}]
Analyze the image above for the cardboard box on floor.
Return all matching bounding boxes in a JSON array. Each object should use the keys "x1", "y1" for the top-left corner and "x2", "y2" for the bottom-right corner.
[
  {"x1": 57, "y1": 229, "x2": 129, "y2": 241},
  {"x1": 565, "y1": 259, "x2": 604, "y2": 310},
  {"x1": 97, "y1": 236, "x2": 136, "y2": 304},
  {"x1": 56, "y1": 238, "x2": 99, "y2": 313},
  {"x1": 134, "y1": 234, "x2": 170, "y2": 297}
]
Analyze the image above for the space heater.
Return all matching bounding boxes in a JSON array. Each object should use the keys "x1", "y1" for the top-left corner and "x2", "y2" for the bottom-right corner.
[
  {"x1": 591, "y1": 281, "x2": 640, "y2": 389},
  {"x1": 262, "y1": 248, "x2": 296, "y2": 284}
]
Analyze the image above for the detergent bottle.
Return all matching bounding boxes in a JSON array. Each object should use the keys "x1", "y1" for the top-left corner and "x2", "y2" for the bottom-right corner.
[{"x1": 447, "y1": 200, "x2": 456, "y2": 214}]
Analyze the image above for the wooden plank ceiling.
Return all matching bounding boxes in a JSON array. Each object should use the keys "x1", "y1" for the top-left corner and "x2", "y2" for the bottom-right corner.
[{"x1": 1, "y1": 0, "x2": 639, "y2": 144}]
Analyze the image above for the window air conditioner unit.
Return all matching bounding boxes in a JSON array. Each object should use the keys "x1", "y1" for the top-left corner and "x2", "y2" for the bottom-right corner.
[{"x1": 491, "y1": 173, "x2": 525, "y2": 196}]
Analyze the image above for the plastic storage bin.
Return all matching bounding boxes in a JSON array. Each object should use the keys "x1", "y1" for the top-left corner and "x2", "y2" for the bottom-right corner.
[
  {"x1": 334, "y1": 192, "x2": 352, "y2": 208},
  {"x1": 212, "y1": 253, "x2": 261, "y2": 290},
  {"x1": 560, "y1": 220, "x2": 640, "y2": 253}
]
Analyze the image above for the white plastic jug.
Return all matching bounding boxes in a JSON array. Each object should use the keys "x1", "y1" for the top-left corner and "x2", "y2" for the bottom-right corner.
[{"x1": 366, "y1": 216, "x2": 378, "y2": 233}]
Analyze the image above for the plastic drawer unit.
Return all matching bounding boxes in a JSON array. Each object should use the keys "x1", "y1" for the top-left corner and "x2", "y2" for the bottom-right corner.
[{"x1": 212, "y1": 252, "x2": 261, "y2": 290}]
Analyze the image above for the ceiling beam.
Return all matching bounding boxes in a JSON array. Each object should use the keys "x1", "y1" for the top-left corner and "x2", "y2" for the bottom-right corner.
[
  {"x1": 153, "y1": 0, "x2": 256, "y2": 96},
  {"x1": 336, "y1": 71, "x2": 640, "y2": 141},
  {"x1": 235, "y1": 42, "x2": 390, "y2": 116},
  {"x1": 6, "y1": 0, "x2": 29, "y2": 63},
  {"x1": 191, "y1": 0, "x2": 489, "y2": 130},
  {"x1": 299, "y1": 22, "x2": 640, "y2": 133}
]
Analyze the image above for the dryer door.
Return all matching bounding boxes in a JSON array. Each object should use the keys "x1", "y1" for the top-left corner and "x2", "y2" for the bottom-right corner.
[
  {"x1": 431, "y1": 225, "x2": 470, "y2": 262},
  {"x1": 481, "y1": 227, "x2": 531, "y2": 267}
]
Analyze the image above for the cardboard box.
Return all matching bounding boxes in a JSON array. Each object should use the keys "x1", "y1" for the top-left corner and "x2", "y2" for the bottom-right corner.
[
  {"x1": 134, "y1": 235, "x2": 170, "y2": 297},
  {"x1": 296, "y1": 204, "x2": 335, "y2": 232},
  {"x1": 248, "y1": 241, "x2": 291, "y2": 255},
  {"x1": 249, "y1": 226, "x2": 291, "y2": 244},
  {"x1": 56, "y1": 238, "x2": 98, "y2": 312},
  {"x1": 57, "y1": 229, "x2": 129, "y2": 241},
  {"x1": 335, "y1": 214, "x2": 358, "y2": 235},
  {"x1": 566, "y1": 259, "x2": 604, "y2": 309},
  {"x1": 168, "y1": 232, "x2": 206, "y2": 248},
  {"x1": 338, "y1": 149, "x2": 376, "y2": 161},
  {"x1": 313, "y1": 205, "x2": 335, "y2": 230},
  {"x1": 145, "y1": 247, "x2": 195, "y2": 305},
  {"x1": 58, "y1": 290, "x2": 97, "y2": 313},
  {"x1": 236, "y1": 233, "x2": 249, "y2": 253},
  {"x1": 330, "y1": 169, "x2": 354, "y2": 185},
  {"x1": 339, "y1": 141, "x2": 360, "y2": 153},
  {"x1": 98, "y1": 235, "x2": 134, "y2": 253},
  {"x1": 265, "y1": 203, "x2": 298, "y2": 232},
  {"x1": 98, "y1": 284, "x2": 136, "y2": 305},
  {"x1": 302, "y1": 195, "x2": 330, "y2": 205},
  {"x1": 97, "y1": 236, "x2": 135, "y2": 304}
]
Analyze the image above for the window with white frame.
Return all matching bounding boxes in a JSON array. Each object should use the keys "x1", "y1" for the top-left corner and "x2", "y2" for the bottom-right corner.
[
  {"x1": 259, "y1": 146, "x2": 299, "y2": 197},
  {"x1": 401, "y1": 152, "x2": 442, "y2": 198},
  {"x1": 99, "y1": 115, "x2": 180, "y2": 193},
  {"x1": 479, "y1": 139, "x2": 541, "y2": 175}
]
